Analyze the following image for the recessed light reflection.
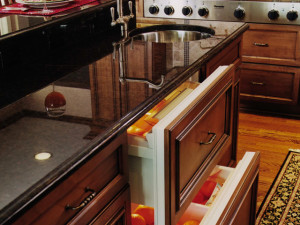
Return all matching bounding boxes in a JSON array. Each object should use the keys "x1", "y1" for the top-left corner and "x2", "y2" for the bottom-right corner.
[{"x1": 34, "y1": 152, "x2": 52, "y2": 161}]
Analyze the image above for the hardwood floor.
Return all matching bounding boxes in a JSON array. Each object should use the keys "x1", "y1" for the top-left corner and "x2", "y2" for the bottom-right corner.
[{"x1": 237, "y1": 112, "x2": 300, "y2": 211}]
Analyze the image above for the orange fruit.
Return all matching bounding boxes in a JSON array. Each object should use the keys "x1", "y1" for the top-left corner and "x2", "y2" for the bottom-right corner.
[
  {"x1": 134, "y1": 205, "x2": 155, "y2": 225},
  {"x1": 199, "y1": 180, "x2": 217, "y2": 198},
  {"x1": 183, "y1": 220, "x2": 200, "y2": 225},
  {"x1": 131, "y1": 213, "x2": 146, "y2": 225}
]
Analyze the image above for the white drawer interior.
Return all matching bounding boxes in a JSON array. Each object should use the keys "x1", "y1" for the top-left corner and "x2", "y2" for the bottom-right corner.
[{"x1": 177, "y1": 165, "x2": 234, "y2": 225}]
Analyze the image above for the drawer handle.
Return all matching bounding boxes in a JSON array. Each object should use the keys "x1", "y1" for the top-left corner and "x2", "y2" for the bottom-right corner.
[
  {"x1": 253, "y1": 42, "x2": 269, "y2": 47},
  {"x1": 200, "y1": 132, "x2": 217, "y2": 145},
  {"x1": 65, "y1": 187, "x2": 96, "y2": 211},
  {"x1": 251, "y1": 81, "x2": 265, "y2": 86}
]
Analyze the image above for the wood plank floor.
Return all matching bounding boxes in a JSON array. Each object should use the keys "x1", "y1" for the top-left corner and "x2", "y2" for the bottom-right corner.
[{"x1": 237, "y1": 112, "x2": 300, "y2": 211}]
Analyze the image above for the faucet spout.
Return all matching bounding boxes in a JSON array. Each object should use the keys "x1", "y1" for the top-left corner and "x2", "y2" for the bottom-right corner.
[
  {"x1": 117, "y1": 0, "x2": 123, "y2": 18},
  {"x1": 110, "y1": 0, "x2": 134, "y2": 38}
]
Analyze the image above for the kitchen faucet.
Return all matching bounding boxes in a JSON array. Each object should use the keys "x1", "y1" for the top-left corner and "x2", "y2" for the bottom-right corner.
[{"x1": 110, "y1": 0, "x2": 134, "y2": 38}]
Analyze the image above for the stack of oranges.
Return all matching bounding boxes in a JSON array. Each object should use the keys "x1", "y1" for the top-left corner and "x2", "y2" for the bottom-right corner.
[{"x1": 131, "y1": 205, "x2": 154, "y2": 225}]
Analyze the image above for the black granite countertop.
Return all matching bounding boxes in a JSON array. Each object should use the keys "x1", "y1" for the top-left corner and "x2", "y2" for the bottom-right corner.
[
  {"x1": 0, "y1": 10, "x2": 248, "y2": 223},
  {"x1": 0, "y1": 0, "x2": 119, "y2": 41}
]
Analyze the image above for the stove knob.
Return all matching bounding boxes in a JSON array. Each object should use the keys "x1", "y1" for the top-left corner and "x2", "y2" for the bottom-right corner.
[
  {"x1": 198, "y1": 7, "x2": 209, "y2": 17},
  {"x1": 287, "y1": 10, "x2": 298, "y2": 21},
  {"x1": 182, "y1": 6, "x2": 193, "y2": 16},
  {"x1": 268, "y1": 9, "x2": 279, "y2": 20},
  {"x1": 164, "y1": 6, "x2": 174, "y2": 15},
  {"x1": 149, "y1": 5, "x2": 159, "y2": 15},
  {"x1": 234, "y1": 7, "x2": 245, "y2": 19}
]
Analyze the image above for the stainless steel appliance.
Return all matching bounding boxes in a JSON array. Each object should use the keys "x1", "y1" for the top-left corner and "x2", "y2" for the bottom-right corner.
[{"x1": 144, "y1": 0, "x2": 300, "y2": 25}]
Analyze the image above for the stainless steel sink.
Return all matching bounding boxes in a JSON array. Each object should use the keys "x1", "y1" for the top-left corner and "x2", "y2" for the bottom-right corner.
[{"x1": 129, "y1": 24, "x2": 215, "y2": 43}]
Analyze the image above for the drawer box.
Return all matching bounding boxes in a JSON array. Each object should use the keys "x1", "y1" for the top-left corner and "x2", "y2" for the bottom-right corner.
[
  {"x1": 242, "y1": 24, "x2": 300, "y2": 67},
  {"x1": 177, "y1": 152, "x2": 259, "y2": 225},
  {"x1": 240, "y1": 63, "x2": 300, "y2": 105},
  {"x1": 13, "y1": 133, "x2": 128, "y2": 225},
  {"x1": 127, "y1": 65, "x2": 237, "y2": 224}
]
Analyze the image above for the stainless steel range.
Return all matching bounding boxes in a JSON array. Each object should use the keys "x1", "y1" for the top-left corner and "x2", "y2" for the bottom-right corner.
[{"x1": 144, "y1": 0, "x2": 300, "y2": 25}]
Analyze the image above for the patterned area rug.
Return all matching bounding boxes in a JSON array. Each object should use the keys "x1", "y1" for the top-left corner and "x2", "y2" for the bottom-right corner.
[{"x1": 256, "y1": 149, "x2": 300, "y2": 225}]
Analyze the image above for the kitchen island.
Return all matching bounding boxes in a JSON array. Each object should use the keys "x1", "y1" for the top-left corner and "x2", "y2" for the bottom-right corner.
[{"x1": 0, "y1": 4, "x2": 249, "y2": 224}]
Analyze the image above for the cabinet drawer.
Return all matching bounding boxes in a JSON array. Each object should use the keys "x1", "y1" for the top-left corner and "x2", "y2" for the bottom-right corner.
[
  {"x1": 169, "y1": 66, "x2": 235, "y2": 224},
  {"x1": 240, "y1": 63, "x2": 300, "y2": 105},
  {"x1": 177, "y1": 91, "x2": 227, "y2": 197},
  {"x1": 242, "y1": 24, "x2": 300, "y2": 67},
  {"x1": 178, "y1": 152, "x2": 260, "y2": 225},
  {"x1": 69, "y1": 186, "x2": 131, "y2": 225},
  {"x1": 13, "y1": 133, "x2": 128, "y2": 225}
]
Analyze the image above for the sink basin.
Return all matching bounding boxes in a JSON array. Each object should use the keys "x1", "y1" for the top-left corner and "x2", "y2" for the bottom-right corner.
[{"x1": 129, "y1": 24, "x2": 215, "y2": 43}]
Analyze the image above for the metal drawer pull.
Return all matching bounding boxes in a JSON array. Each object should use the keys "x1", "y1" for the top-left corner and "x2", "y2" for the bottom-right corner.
[
  {"x1": 65, "y1": 187, "x2": 96, "y2": 211},
  {"x1": 253, "y1": 42, "x2": 269, "y2": 47},
  {"x1": 200, "y1": 132, "x2": 217, "y2": 145},
  {"x1": 251, "y1": 81, "x2": 265, "y2": 86}
]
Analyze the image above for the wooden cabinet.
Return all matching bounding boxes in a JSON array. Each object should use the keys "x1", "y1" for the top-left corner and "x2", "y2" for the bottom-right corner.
[
  {"x1": 12, "y1": 132, "x2": 129, "y2": 225},
  {"x1": 242, "y1": 24, "x2": 300, "y2": 67},
  {"x1": 240, "y1": 63, "x2": 300, "y2": 105},
  {"x1": 128, "y1": 63, "x2": 259, "y2": 224},
  {"x1": 240, "y1": 24, "x2": 300, "y2": 115}
]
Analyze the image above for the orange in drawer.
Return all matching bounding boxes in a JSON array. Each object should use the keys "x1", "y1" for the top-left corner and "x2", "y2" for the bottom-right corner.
[{"x1": 177, "y1": 152, "x2": 260, "y2": 225}]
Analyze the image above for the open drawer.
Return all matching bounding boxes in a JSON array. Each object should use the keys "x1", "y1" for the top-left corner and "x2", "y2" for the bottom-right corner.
[
  {"x1": 177, "y1": 152, "x2": 259, "y2": 225},
  {"x1": 127, "y1": 65, "x2": 241, "y2": 224}
]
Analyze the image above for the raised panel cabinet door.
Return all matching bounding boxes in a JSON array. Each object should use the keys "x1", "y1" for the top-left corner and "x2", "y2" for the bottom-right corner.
[{"x1": 242, "y1": 24, "x2": 300, "y2": 67}]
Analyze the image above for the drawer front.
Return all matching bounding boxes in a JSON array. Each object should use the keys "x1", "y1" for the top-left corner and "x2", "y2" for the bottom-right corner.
[
  {"x1": 169, "y1": 66, "x2": 235, "y2": 224},
  {"x1": 240, "y1": 63, "x2": 300, "y2": 105},
  {"x1": 13, "y1": 133, "x2": 128, "y2": 225},
  {"x1": 177, "y1": 93, "x2": 226, "y2": 194},
  {"x1": 242, "y1": 24, "x2": 300, "y2": 67},
  {"x1": 88, "y1": 186, "x2": 131, "y2": 225}
]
